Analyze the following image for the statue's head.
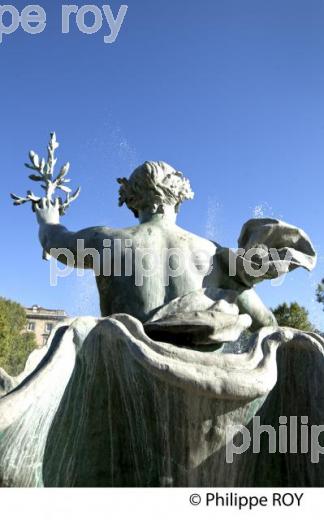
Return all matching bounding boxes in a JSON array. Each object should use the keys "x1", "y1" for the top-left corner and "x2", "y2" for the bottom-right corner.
[{"x1": 117, "y1": 161, "x2": 194, "y2": 218}]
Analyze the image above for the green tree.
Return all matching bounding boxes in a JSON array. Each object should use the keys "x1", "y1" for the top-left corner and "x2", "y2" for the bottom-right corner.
[
  {"x1": 272, "y1": 302, "x2": 314, "y2": 331},
  {"x1": 0, "y1": 297, "x2": 37, "y2": 376}
]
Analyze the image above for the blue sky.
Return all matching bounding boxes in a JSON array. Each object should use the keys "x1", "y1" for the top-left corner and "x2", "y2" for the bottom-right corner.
[{"x1": 1, "y1": 0, "x2": 324, "y2": 327}]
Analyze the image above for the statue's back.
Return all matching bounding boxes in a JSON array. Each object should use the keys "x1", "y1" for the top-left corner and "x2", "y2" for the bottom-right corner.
[{"x1": 95, "y1": 221, "x2": 217, "y2": 320}]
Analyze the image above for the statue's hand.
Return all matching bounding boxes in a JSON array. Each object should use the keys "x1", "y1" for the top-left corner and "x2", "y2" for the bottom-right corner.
[{"x1": 35, "y1": 198, "x2": 60, "y2": 225}]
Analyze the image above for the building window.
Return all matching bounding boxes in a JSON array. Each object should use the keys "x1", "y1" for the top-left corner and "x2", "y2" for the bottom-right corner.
[
  {"x1": 27, "y1": 322, "x2": 35, "y2": 332},
  {"x1": 45, "y1": 323, "x2": 53, "y2": 333}
]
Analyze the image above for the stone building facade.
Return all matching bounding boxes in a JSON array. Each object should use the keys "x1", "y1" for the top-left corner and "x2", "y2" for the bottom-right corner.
[{"x1": 24, "y1": 305, "x2": 67, "y2": 347}]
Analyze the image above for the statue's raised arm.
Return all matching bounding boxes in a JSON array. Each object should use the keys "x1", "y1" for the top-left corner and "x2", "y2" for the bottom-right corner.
[
  {"x1": 35, "y1": 198, "x2": 109, "y2": 269},
  {"x1": 10, "y1": 133, "x2": 82, "y2": 261},
  {"x1": 10, "y1": 132, "x2": 115, "y2": 269}
]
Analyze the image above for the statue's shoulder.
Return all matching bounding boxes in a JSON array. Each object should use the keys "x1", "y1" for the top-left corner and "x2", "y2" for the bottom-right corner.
[
  {"x1": 77, "y1": 226, "x2": 132, "y2": 244},
  {"x1": 173, "y1": 225, "x2": 219, "y2": 252},
  {"x1": 78, "y1": 226, "x2": 113, "y2": 238}
]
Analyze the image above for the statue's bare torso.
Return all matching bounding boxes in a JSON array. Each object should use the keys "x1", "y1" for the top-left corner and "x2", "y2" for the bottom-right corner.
[{"x1": 93, "y1": 220, "x2": 218, "y2": 321}]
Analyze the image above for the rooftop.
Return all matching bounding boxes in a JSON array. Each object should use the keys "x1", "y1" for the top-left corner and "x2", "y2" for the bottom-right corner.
[{"x1": 25, "y1": 305, "x2": 67, "y2": 318}]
